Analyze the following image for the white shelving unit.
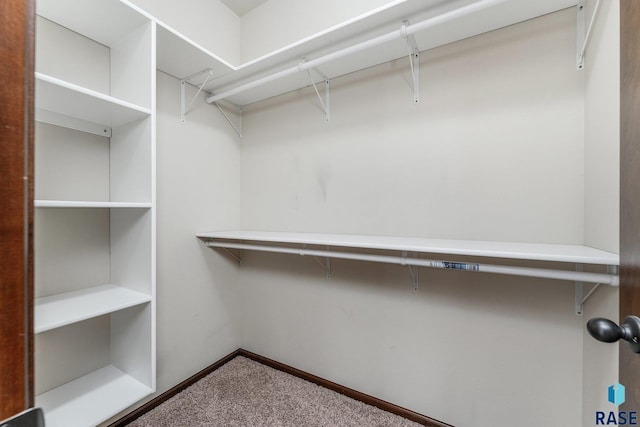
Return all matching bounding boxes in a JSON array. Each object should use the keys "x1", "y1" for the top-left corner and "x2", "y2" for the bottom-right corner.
[
  {"x1": 34, "y1": 0, "x2": 156, "y2": 425},
  {"x1": 197, "y1": 231, "x2": 619, "y2": 286}
]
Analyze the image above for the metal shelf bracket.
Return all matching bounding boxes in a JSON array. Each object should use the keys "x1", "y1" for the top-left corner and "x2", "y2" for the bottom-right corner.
[
  {"x1": 181, "y1": 69, "x2": 243, "y2": 139},
  {"x1": 213, "y1": 102, "x2": 243, "y2": 140},
  {"x1": 181, "y1": 69, "x2": 214, "y2": 123},
  {"x1": 576, "y1": 265, "x2": 618, "y2": 315},
  {"x1": 313, "y1": 252, "x2": 332, "y2": 279},
  {"x1": 222, "y1": 247, "x2": 242, "y2": 264},
  {"x1": 304, "y1": 67, "x2": 330, "y2": 122},
  {"x1": 576, "y1": 0, "x2": 602, "y2": 71},
  {"x1": 575, "y1": 264, "x2": 585, "y2": 316},
  {"x1": 402, "y1": 251, "x2": 419, "y2": 290},
  {"x1": 206, "y1": 241, "x2": 242, "y2": 263},
  {"x1": 408, "y1": 265, "x2": 419, "y2": 291},
  {"x1": 402, "y1": 21, "x2": 420, "y2": 103}
]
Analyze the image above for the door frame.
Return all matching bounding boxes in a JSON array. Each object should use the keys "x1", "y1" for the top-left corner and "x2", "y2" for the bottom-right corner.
[
  {"x1": 0, "y1": 0, "x2": 35, "y2": 419},
  {"x1": 620, "y1": 0, "x2": 640, "y2": 411}
]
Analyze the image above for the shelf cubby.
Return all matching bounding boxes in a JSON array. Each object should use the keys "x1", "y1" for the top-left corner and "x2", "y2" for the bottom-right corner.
[
  {"x1": 35, "y1": 73, "x2": 151, "y2": 129},
  {"x1": 35, "y1": 285, "x2": 151, "y2": 334},
  {"x1": 36, "y1": 365, "x2": 152, "y2": 427}
]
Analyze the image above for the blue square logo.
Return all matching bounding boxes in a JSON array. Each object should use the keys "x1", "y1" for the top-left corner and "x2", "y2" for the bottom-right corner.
[{"x1": 608, "y1": 383, "x2": 626, "y2": 406}]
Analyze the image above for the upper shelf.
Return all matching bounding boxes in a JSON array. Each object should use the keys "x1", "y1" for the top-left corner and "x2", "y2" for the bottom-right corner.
[
  {"x1": 35, "y1": 73, "x2": 151, "y2": 128},
  {"x1": 196, "y1": 230, "x2": 619, "y2": 266},
  {"x1": 144, "y1": 0, "x2": 577, "y2": 106},
  {"x1": 36, "y1": 0, "x2": 149, "y2": 48}
]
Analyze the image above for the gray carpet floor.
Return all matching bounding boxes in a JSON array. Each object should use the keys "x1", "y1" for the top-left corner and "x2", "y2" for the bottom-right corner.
[{"x1": 127, "y1": 356, "x2": 423, "y2": 427}]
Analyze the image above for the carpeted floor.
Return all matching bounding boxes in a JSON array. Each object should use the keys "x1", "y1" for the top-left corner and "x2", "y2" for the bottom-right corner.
[{"x1": 127, "y1": 356, "x2": 423, "y2": 427}]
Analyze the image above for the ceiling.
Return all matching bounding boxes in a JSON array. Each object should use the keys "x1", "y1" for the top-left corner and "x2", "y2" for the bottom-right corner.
[{"x1": 220, "y1": 0, "x2": 270, "y2": 16}]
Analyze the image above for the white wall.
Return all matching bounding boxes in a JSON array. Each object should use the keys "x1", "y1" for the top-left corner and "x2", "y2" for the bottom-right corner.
[
  {"x1": 238, "y1": 9, "x2": 589, "y2": 427},
  {"x1": 241, "y1": 257, "x2": 583, "y2": 427},
  {"x1": 582, "y1": 0, "x2": 620, "y2": 425},
  {"x1": 148, "y1": 70, "x2": 243, "y2": 396},
  {"x1": 35, "y1": 16, "x2": 110, "y2": 93},
  {"x1": 241, "y1": 9, "x2": 584, "y2": 243},
  {"x1": 583, "y1": 0, "x2": 619, "y2": 254}
]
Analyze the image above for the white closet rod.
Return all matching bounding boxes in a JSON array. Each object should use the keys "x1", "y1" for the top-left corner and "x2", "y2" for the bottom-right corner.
[
  {"x1": 205, "y1": 0, "x2": 508, "y2": 104},
  {"x1": 205, "y1": 241, "x2": 619, "y2": 286}
]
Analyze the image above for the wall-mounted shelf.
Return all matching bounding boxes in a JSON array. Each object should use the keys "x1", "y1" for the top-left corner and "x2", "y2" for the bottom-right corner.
[
  {"x1": 155, "y1": 24, "x2": 235, "y2": 86},
  {"x1": 35, "y1": 285, "x2": 151, "y2": 334},
  {"x1": 137, "y1": 0, "x2": 577, "y2": 106},
  {"x1": 35, "y1": 200, "x2": 152, "y2": 209},
  {"x1": 197, "y1": 230, "x2": 618, "y2": 264},
  {"x1": 36, "y1": 365, "x2": 152, "y2": 427},
  {"x1": 35, "y1": 73, "x2": 151, "y2": 129},
  {"x1": 196, "y1": 231, "x2": 619, "y2": 286}
]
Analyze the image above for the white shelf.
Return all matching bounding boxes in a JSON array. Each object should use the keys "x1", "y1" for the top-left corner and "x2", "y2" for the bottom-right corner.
[
  {"x1": 196, "y1": 230, "x2": 619, "y2": 266},
  {"x1": 35, "y1": 73, "x2": 151, "y2": 128},
  {"x1": 150, "y1": 0, "x2": 577, "y2": 106},
  {"x1": 35, "y1": 285, "x2": 151, "y2": 334},
  {"x1": 35, "y1": 200, "x2": 152, "y2": 209},
  {"x1": 36, "y1": 365, "x2": 152, "y2": 427},
  {"x1": 155, "y1": 23, "x2": 235, "y2": 85},
  {"x1": 198, "y1": 231, "x2": 619, "y2": 288},
  {"x1": 36, "y1": 0, "x2": 149, "y2": 48}
]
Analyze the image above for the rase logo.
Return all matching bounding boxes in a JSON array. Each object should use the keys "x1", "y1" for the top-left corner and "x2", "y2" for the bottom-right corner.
[
  {"x1": 610, "y1": 383, "x2": 627, "y2": 406},
  {"x1": 596, "y1": 383, "x2": 638, "y2": 425}
]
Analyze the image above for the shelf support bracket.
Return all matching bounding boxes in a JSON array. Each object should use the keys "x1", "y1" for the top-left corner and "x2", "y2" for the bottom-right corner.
[
  {"x1": 409, "y1": 265, "x2": 419, "y2": 291},
  {"x1": 304, "y1": 69, "x2": 330, "y2": 122},
  {"x1": 222, "y1": 247, "x2": 242, "y2": 264},
  {"x1": 402, "y1": 21, "x2": 420, "y2": 103},
  {"x1": 213, "y1": 102, "x2": 243, "y2": 140},
  {"x1": 576, "y1": 265, "x2": 618, "y2": 315},
  {"x1": 313, "y1": 251, "x2": 332, "y2": 279},
  {"x1": 402, "y1": 251, "x2": 419, "y2": 290},
  {"x1": 206, "y1": 241, "x2": 242, "y2": 263},
  {"x1": 181, "y1": 69, "x2": 214, "y2": 123},
  {"x1": 576, "y1": 0, "x2": 602, "y2": 70},
  {"x1": 575, "y1": 264, "x2": 585, "y2": 316},
  {"x1": 181, "y1": 68, "x2": 243, "y2": 139}
]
